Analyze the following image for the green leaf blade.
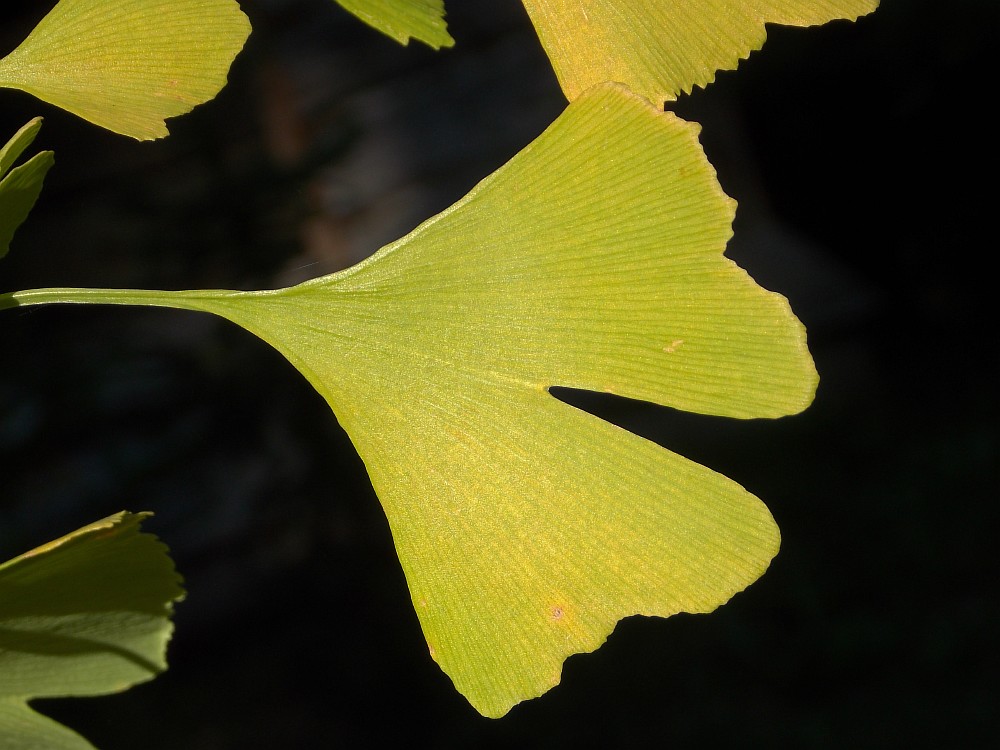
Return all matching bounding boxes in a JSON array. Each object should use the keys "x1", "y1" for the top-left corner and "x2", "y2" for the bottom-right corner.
[
  {"x1": 0, "y1": 512, "x2": 184, "y2": 748},
  {"x1": 348, "y1": 382, "x2": 779, "y2": 716},
  {"x1": 244, "y1": 83, "x2": 816, "y2": 420},
  {"x1": 0, "y1": 0, "x2": 251, "y2": 140},
  {"x1": 0, "y1": 119, "x2": 54, "y2": 260},
  {"x1": 522, "y1": 0, "x2": 880, "y2": 102},
  {"x1": 0, "y1": 698, "x2": 96, "y2": 750},
  {"x1": 0, "y1": 118, "x2": 44, "y2": 181},
  {"x1": 0, "y1": 153, "x2": 53, "y2": 260},
  {"x1": 334, "y1": 0, "x2": 455, "y2": 48}
]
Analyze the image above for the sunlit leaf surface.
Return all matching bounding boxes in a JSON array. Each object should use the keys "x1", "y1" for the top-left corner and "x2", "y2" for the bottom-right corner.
[
  {"x1": 335, "y1": 0, "x2": 454, "y2": 48},
  {"x1": 0, "y1": 118, "x2": 54, "y2": 259},
  {"x1": 522, "y1": 0, "x2": 879, "y2": 102},
  {"x1": 0, "y1": 512, "x2": 184, "y2": 749},
  {"x1": 2, "y1": 84, "x2": 816, "y2": 715},
  {"x1": 0, "y1": 0, "x2": 251, "y2": 140}
]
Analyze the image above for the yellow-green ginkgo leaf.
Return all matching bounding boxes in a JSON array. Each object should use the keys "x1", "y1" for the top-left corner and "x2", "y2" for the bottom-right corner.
[
  {"x1": 522, "y1": 0, "x2": 879, "y2": 102},
  {"x1": 0, "y1": 512, "x2": 184, "y2": 749},
  {"x1": 334, "y1": 0, "x2": 454, "y2": 48},
  {"x1": 1, "y1": 84, "x2": 816, "y2": 716},
  {"x1": 0, "y1": 0, "x2": 251, "y2": 140},
  {"x1": 0, "y1": 118, "x2": 54, "y2": 260}
]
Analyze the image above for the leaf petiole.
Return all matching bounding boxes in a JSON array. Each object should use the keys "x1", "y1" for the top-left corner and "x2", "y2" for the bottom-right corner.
[{"x1": 0, "y1": 285, "x2": 246, "y2": 314}]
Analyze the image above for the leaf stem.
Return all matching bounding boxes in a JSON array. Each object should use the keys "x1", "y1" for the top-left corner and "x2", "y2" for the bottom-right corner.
[{"x1": 0, "y1": 286, "x2": 248, "y2": 314}]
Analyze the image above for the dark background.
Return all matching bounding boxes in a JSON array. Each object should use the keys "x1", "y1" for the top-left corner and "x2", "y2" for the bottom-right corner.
[{"x1": 1, "y1": 0, "x2": 996, "y2": 746}]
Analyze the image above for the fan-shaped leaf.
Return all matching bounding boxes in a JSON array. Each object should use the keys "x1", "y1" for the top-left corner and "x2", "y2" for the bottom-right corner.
[
  {"x1": 0, "y1": 0, "x2": 251, "y2": 140},
  {"x1": 206, "y1": 84, "x2": 815, "y2": 714},
  {"x1": 522, "y1": 0, "x2": 879, "y2": 102},
  {"x1": 0, "y1": 512, "x2": 183, "y2": 749},
  {"x1": 334, "y1": 0, "x2": 454, "y2": 48},
  {"x1": 3, "y1": 84, "x2": 816, "y2": 715}
]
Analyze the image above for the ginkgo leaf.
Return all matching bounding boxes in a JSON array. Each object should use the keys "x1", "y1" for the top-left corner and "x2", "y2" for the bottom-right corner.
[
  {"x1": 0, "y1": 0, "x2": 251, "y2": 140},
  {"x1": 1, "y1": 84, "x2": 816, "y2": 716},
  {"x1": 334, "y1": 0, "x2": 454, "y2": 48},
  {"x1": 0, "y1": 118, "x2": 54, "y2": 259},
  {"x1": 0, "y1": 512, "x2": 184, "y2": 749},
  {"x1": 522, "y1": 0, "x2": 879, "y2": 102}
]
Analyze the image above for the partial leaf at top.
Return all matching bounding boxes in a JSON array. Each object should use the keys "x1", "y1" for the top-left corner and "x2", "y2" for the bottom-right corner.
[
  {"x1": 35, "y1": 83, "x2": 819, "y2": 716},
  {"x1": 0, "y1": 118, "x2": 54, "y2": 259},
  {"x1": 521, "y1": 0, "x2": 879, "y2": 103},
  {"x1": 0, "y1": 512, "x2": 184, "y2": 749},
  {"x1": 0, "y1": 0, "x2": 251, "y2": 140},
  {"x1": 334, "y1": 0, "x2": 455, "y2": 48}
]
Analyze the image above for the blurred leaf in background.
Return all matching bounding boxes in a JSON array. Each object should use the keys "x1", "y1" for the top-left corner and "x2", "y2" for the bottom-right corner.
[
  {"x1": 0, "y1": 512, "x2": 184, "y2": 750},
  {"x1": 0, "y1": 117, "x2": 53, "y2": 258}
]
